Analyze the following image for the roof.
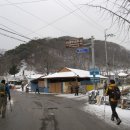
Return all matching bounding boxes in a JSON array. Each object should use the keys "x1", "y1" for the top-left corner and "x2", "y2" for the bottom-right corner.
[
  {"x1": 44, "y1": 72, "x2": 77, "y2": 78},
  {"x1": 43, "y1": 67, "x2": 108, "y2": 79}
]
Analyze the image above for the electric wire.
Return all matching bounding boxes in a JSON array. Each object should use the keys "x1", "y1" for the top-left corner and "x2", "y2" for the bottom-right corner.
[
  {"x1": 55, "y1": 0, "x2": 88, "y2": 21},
  {"x1": 0, "y1": 16, "x2": 36, "y2": 34},
  {"x1": 56, "y1": 0, "x2": 102, "y2": 31},
  {"x1": 5, "y1": 0, "x2": 70, "y2": 35},
  {"x1": 0, "y1": 27, "x2": 32, "y2": 40},
  {"x1": 0, "y1": 23, "x2": 20, "y2": 33},
  {"x1": 0, "y1": 32, "x2": 27, "y2": 42},
  {"x1": 68, "y1": 0, "x2": 105, "y2": 31},
  {"x1": 0, "y1": 0, "x2": 47, "y2": 7},
  {"x1": 27, "y1": 5, "x2": 85, "y2": 35},
  {"x1": 28, "y1": 0, "x2": 102, "y2": 35},
  {"x1": 5, "y1": 0, "x2": 104, "y2": 36}
]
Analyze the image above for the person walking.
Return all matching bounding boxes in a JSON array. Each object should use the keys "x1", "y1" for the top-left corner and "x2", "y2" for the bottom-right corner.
[
  {"x1": 103, "y1": 81, "x2": 107, "y2": 94},
  {"x1": 0, "y1": 80, "x2": 11, "y2": 118},
  {"x1": 105, "y1": 79, "x2": 121, "y2": 125},
  {"x1": 35, "y1": 84, "x2": 40, "y2": 94},
  {"x1": 75, "y1": 85, "x2": 79, "y2": 96},
  {"x1": 21, "y1": 82, "x2": 24, "y2": 91}
]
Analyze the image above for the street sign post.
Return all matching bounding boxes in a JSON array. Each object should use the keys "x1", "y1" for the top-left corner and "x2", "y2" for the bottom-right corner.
[
  {"x1": 89, "y1": 68, "x2": 100, "y2": 84},
  {"x1": 76, "y1": 48, "x2": 89, "y2": 53}
]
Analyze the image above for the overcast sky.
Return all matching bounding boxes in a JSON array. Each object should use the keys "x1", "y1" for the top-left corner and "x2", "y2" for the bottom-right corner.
[{"x1": 0, "y1": 0, "x2": 129, "y2": 50}]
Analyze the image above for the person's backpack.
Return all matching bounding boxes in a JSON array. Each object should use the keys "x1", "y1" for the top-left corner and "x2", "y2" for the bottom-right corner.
[
  {"x1": 0, "y1": 83, "x2": 6, "y2": 95},
  {"x1": 113, "y1": 87, "x2": 121, "y2": 100}
]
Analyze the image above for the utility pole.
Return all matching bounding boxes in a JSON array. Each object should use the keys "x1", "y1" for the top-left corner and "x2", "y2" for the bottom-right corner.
[
  {"x1": 91, "y1": 36, "x2": 96, "y2": 89},
  {"x1": 104, "y1": 29, "x2": 115, "y2": 79},
  {"x1": 91, "y1": 36, "x2": 95, "y2": 69},
  {"x1": 104, "y1": 29, "x2": 108, "y2": 77}
]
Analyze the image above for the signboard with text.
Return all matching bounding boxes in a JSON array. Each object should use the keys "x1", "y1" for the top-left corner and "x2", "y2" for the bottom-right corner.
[
  {"x1": 76, "y1": 48, "x2": 89, "y2": 53},
  {"x1": 89, "y1": 68, "x2": 100, "y2": 75},
  {"x1": 65, "y1": 38, "x2": 83, "y2": 48}
]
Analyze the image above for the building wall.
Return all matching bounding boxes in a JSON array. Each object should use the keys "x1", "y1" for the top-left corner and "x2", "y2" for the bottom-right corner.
[
  {"x1": 63, "y1": 82, "x2": 70, "y2": 93},
  {"x1": 49, "y1": 82, "x2": 62, "y2": 93},
  {"x1": 31, "y1": 80, "x2": 49, "y2": 93},
  {"x1": 63, "y1": 81, "x2": 80, "y2": 93},
  {"x1": 38, "y1": 80, "x2": 44, "y2": 87}
]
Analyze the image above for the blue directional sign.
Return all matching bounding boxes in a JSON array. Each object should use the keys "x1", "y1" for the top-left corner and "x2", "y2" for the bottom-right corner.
[
  {"x1": 89, "y1": 68, "x2": 100, "y2": 75},
  {"x1": 76, "y1": 48, "x2": 89, "y2": 53}
]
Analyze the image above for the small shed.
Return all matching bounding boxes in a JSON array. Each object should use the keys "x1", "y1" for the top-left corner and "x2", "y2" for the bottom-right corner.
[
  {"x1": 30, "y1": 67, "x2": 108, "y2": 93},
  {"x1": 30, "y1": 74, "x2": 48, "y2": 92}
]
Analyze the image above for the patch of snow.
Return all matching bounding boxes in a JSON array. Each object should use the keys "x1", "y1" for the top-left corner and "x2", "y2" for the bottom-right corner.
[{"x1": 56, "y1": 93, "x2": 130, "y2": 129}]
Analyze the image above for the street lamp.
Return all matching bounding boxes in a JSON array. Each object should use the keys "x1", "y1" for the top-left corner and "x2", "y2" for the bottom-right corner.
[{"x1": 104, "y1": 29, "x2": 115, "y2": 78}]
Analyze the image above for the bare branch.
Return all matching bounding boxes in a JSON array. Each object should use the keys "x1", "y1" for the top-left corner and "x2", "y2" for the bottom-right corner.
[{"x1": 85, "y1": 4, "x2": 130, "y2": 24}]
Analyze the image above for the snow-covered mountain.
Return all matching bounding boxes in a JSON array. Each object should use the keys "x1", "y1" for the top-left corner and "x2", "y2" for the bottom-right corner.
[{"x1": 6, "y1": 60, "x2": 44, "y2": 82}]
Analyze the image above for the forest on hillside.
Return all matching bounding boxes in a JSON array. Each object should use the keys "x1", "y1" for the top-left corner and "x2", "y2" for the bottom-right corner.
[{"x1": 0, "y1": 36, "x2": 130, "y2": 75}]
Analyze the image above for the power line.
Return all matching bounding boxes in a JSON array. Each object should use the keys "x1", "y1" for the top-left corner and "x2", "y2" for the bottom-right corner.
[
  {"x1": 0, "y1": 32, "x2": 27, "y2": 42},
  {"x1": 68, "y1": 0, "x2": 105, "y2": 31},
  {"x1": 55, "y1": 0, "x2": 86, "y2": 20},
  {"x1": 0, "y1": 16, "x2": 36, "y2": 33},
  {"x1": 54, "y1": 0, "x2": 104, "y2": 38},
  {"x1": 0, "y1": 27, "x2": 32, "y2": 40},
  {"x1": 27, "y1": 5, "x2": 85, "y2": 35},
  {"x1": 4, "y1": 0, "x2": 103, "y2": 37},
  {"x1": 0, "y1": 0, "x2": 47, "y2": 7},
  {"x1": 0, "y1": 23, "x2": 20, "y2": 33},
  {"x1": 5, "y1": 0, "x2": 69, "y2": 35}
]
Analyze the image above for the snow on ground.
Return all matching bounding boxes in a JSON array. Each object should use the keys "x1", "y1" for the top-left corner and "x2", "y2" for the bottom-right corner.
[{"x1": 56, "y1": 93, "x2": 130, "y2": 129}]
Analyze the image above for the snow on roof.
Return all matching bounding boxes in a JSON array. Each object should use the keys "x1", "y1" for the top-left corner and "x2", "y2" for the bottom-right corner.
[
  {"x1": 118, "y1": 72, "x2": 128, "y2": 76},
  {"x1": 44, "y1": 72, "x2": 77, "y2": 78},
  {"x1": 43, "y1": 67, "x2": 107, "y2": 79},
  {"x1": 67, "y1": 67, "x2": 107, "y2": 78},
  {"x1": 67, "y1": 67, "x2": 90, "y2": 77}
]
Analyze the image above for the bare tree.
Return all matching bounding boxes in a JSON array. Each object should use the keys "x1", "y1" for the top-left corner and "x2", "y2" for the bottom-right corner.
[{"x1": 85, "y1": 0, "x2": 130, "y2": 35}]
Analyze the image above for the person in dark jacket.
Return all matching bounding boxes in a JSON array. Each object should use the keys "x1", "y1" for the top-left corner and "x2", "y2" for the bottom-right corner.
[
  {"x1": 103, "y1": 81, "x2": 107, "y2": 94},
  {"x1": 35, "y1": 84, "x2": 40, "y2": 94},
  {"x1": 0, "y1": 80, "x2": 11, "y2": 118},
  {"x1": 105, "y1": 79, "x2": 121, "y2": 125},
  {"x1": 75, "y1": 85, "x2": 79, "y2": 96}
]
